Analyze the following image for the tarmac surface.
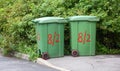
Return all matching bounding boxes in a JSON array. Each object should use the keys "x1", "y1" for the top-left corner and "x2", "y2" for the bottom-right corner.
[
  {"x1": 47, "y1": 55, "x2": 120, "y2": 71},
  {"x1": 1, "y1": 53, "x2": 120, "y2": 71},
  {"x1": 0, "y1": 55, "x2": 58, "y2": 71}
]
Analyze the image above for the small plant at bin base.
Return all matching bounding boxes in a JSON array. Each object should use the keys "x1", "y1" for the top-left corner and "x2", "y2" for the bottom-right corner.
[{"x1": 23, "y1": 45, "x2": 39, "y2": 61}]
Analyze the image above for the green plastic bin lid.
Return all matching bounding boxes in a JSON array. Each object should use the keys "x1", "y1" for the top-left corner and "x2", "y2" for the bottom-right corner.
[
  {"x1": 68, "y1": 16, "x2": 99, "y2": 21},
  {"x1": 32, "y1": 17, "x2": 67, "y2": 24}
]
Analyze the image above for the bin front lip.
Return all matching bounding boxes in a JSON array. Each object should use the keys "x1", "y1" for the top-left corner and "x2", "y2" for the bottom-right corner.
[
  {"x1": 67, "y1": 16, "x2": 100, "y2": 22},
  {"x1": 32, "y1": 17, "x2": 68, "y2": 24}
]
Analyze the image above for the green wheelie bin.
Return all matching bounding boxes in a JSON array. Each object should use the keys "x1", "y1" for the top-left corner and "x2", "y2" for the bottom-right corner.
[
  {"x1": 68, "y1": 16, "x2": 99, "y2": 56},
  {"x1": 32, "y1": 17, "x2": 67, "y2": 59}
]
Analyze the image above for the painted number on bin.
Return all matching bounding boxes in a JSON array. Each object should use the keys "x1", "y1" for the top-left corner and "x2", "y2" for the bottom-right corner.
[
  {"x1": 78, "y1": 32, "x2": 90, "y2": 44},
  {"x1": 48, "y1": 32, "x2": 60, "y2": 46}
]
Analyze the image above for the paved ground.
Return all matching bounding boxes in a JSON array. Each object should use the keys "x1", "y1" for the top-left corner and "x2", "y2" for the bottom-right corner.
[
  {"x1": 47, "y1": 55, "x2": 120, "y2": 71},
  {"x1": 0, "y1": 55, "x2": 58, "y2": 71}
]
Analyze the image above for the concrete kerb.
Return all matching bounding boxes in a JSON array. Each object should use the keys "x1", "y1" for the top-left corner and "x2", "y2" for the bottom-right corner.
[
  {"x1": 13, "y1": 52, "x2": 70, "y2": 71},
  {"x1": 37, "y1": 58, "x2": 70, "y2": 71},
  {"x1": 14, "y1": 52, "x2": 29, "y2": 60},
  {"x1": 0, "y1": 48, "x2": 3, "y2": 54}
]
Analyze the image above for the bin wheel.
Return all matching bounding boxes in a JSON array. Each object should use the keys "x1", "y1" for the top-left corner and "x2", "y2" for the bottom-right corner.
[
  {"x1": 72, "y1": 50, "x2": 79, "y2": 57},
  {"x1": 42, "y1": 52, "x2": 49, "y2": 60}
]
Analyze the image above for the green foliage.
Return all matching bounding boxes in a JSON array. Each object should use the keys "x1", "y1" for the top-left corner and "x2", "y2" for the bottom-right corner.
[
  {"x1": 0, "y1": 0, "x2": 37, "y2": 58},
  {"x1": 64, "y1": 23, "x2": 71, "y2": 55},
  {"x1": 0, "y1": 0, "x2": 120, "y2": 60},
  {"x1": 96, "y1": 41, "x2": 120, "y2": 54},
  {"x1": 0, "y1": 34, "x2": 15, "y2": 56}
]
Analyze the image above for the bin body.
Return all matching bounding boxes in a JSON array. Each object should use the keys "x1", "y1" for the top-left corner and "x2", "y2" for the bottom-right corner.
[
  {"x1": 33, "y1": 17, "x2": 67, "y2": 58},
  {"x1": 68, "y1": 16, "x2": 99, "y2": 56}
]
